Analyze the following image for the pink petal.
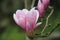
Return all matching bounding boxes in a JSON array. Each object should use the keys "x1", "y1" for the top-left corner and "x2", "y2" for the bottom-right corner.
[
  {"x1": 30, "y1": 8, "x2": 39, "y2": 24},
  {"x1": 18, "y1": 15, "x2": 26, "y2": 29},
  {"x1": 13, "y1": 14, "x2": 19, "y2": 24},
  {"x1": 13, "y1": 13, "x2": 26, "y2": 29},
  {"x1": 30, "y1": 7, "x2": 39, "y2": 23},
  {"x1": 34, "y1": 22, "x2": 42, "y2": 29},
  {"x1": 16, "y1": 9, "x2": 28, "y2": 18},
  {"x1": 22, "y1": 9, "x2": 28, "y2": 14},
  {"x1": 16, "y1": 10, "x2": 22, "y2": 14},
  {"x1": 25, "y1": 21, "x2": 32, "y2": 34},
  {"x1": 26, "y1": 8, "x2": 39, "y2": 30},
  {"x1": 16, "y1": 10, "x2": 22, "y2": 18},
  {"x1": 34, "y1": 10, "x2": 39, "y2": 23}
]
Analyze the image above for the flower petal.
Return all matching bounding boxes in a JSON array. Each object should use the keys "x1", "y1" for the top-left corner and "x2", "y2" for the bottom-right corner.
[
  {"x1": 18, "y1": 15, "x2": 26, "y2": 29},
  {"x1": 34, "y1": 10, "x2": 39, "y2": 23},
  {"x1": 13, "y1": 13, "x2": 26, "y2": 29},
  {"x1": 25, "y1": 8, "x2": 39, "y2": 30},
  {"x1": 30, "y1": 9, "x2": 39, "y2": 24},
  {"x1": 30, "y1": 7, "x2": 35, "y2": 11},
  {"x1": 34, "y1": 22, "x2": 42, "y2": 29},
  {"x1": 13, "y1": 14, "x2": 19, "y2": 25},
  {"x1": 16, "y1": 10, "x2": 22, "y2": 14},
  {"x1": 22, "y1": 9, "x2": 28, "y2": 14},
  {"x1": 16, "y1": 10, "x2": 22, "y2": 18},
  {"x1": 30, "y1": 7, "x2": 39, "y2": 23}
]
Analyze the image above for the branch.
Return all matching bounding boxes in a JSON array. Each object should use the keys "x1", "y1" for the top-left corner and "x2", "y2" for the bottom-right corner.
[
  {"x1": 24, "y1": 0, "x2": 28, "y2": 8},
  {"x1": 41, "y1": 6, "x2": 54, "y2": 34},
  {"x1": 31, "y1": 0, "x2": 35, "y2": 8}
]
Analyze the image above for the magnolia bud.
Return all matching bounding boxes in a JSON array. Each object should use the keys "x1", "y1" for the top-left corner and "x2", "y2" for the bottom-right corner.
[
  {"x1": 37, "y1": 0, "x2": 45, "y2": 18},
  {"x1": 42, "y1": 0, "x2": 50, "y2": 10}
]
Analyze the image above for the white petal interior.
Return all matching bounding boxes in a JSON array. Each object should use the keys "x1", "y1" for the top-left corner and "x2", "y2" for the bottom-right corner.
[
  {"x1": 16, "y1": 10, "x2": 21, "y2": 14},
  {"x1": 13, "y1": 14, "x2": 18, "y2": 23},
  {"x1": 35, "y1": 10, "x2": 39, "y2": 23},
  {"x1": 22, "y1": 9, "x2": 28, "y2": 14}
]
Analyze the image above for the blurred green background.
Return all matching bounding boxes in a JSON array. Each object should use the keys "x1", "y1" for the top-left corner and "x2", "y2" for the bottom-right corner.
[{"x1": 0, "y1": 0, "x2": 60, "y2": 40}]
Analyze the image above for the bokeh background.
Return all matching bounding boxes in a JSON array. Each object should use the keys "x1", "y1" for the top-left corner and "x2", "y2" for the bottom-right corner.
[{"x1": 0, "y1": 0, "x2": 60, "y2": 40}]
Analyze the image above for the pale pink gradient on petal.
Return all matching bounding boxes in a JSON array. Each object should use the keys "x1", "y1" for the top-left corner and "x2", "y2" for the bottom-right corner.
[
  {"x1": 25, "y1": 8, "x2": 39, "y2": 35},
  {"x1": 13, "y1": 10, "x2": 26, "y2": 29},
  {"x1": 18, "y1": 15, "x2": 26, "y2": 29},
  {"x1": 25, "y1": 21, "x2": 32, "y2": 35},
  {"x1": 13, "y1": 14, "x2": 19, "y2": 25},
  {"x1": 30, "y1": 8, "x2": 39, "y2": 24},
  {"x1": 16, "y1": 10, "x2": 21, "y2": 14},
  {"x1": 22, "y1": 9, "x2": 28, "y2": 14},
  {"x1": 16, "y1": 10, "x2": 22, "y2": 18},
  {"x1": 30, "y1": 8, "x2": 39, "y2": 23}
]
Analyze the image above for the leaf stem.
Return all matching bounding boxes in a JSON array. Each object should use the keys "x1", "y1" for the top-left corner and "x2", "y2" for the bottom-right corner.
[
  {"x1": 31, "y1": 0, "x2": 35, "y2": 8},
  {"x1": 24, "y1": 0, "x2": 28, "y2": 8},
  {"x1": 41, "y1": 6, "x2": 54, "y2": 34}
]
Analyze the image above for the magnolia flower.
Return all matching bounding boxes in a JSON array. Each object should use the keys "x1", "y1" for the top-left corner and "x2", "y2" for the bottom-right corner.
[
  {"x1": 42, "y1": 0, "x2": 50, "y2": 10},
  {"x1": 13, "y1": 8, "x2": 42, "y2": 37},
  {"x1": 37, "y1": 0, "x2": 45, "y2": 18},
  {"x1": 37, "y1": 0, "x2": 50, "y2": 18}
]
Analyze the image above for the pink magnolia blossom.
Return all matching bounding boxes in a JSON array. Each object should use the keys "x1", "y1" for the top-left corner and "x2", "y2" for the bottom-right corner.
[
  {"x1": 13, "y1": 8, "x2": 42, "y2": 36},
  {"x1": 37, "y1": 0, "x2": 50, "y2": 18},
  {"x1": 42, "y1": 0, "x2": 50, "y2": 10},
  {"x1": 37, "y1": 0, "x2": 45, "y2": 18}
]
